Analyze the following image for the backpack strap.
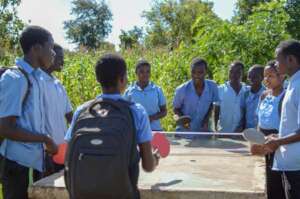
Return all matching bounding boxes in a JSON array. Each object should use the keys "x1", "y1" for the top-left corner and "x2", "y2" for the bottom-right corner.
[{"x1": 15, "y1": 66, "x2": 32, "y2": 107}]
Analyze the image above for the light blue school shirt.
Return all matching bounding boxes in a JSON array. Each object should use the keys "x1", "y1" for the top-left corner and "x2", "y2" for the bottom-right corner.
[
  {"x1": 65, "y1": 94, "x2": 152, "y2": 144},
  {"x1": 173, "y1": 79, "x2": 219, "y2": 132},
  {"x1": 0, "y1": 58, "x2": 47, "y2": 171},
  {"x1": 257, "y1": 91, "x2": 285, "y2": 130},
  {"x1": 40, "y1": 71, "x2": 73, "y2": 145},
  {"x1": 273, "y1": 70, "x2": 300, "y2": 171},
  {"x1": 240, "y1": 86, "x2": 265, "y2": 129},
  {"x1": 217, "y1": 82, "x2": 247, "y2": 132},
  {"x1": 124, "y1": 82, "x2": 166, "y2": 131}
]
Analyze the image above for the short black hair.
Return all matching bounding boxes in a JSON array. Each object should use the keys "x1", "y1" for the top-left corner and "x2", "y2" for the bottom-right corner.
[
  {"x1": 95, "y1": 53, "x2": 127, "y2": 88},
  {"x1": 19, "y1": 25, "x2": 52, "y2": 54},
  {"x1": 250, "y1": 64, "x2": 264, "y2": 77},
  {"x1": 265, "y1": 60, "x2": 279, "y2": 74},
  {"x1": 53, "y1": 43, "x2": 63, "y2": 51},
  {"x1": 135, "y1": 59, "x2": 151, "y2": 73},
  {"x1": 190, "y1": 57, "x2": 207, "y2": 70},
  {"x1": 277, "y1": 40, "x2": 300, "y2": 63},
  {"x1": 230, "y1": 61, "x2": 244, "y2": 72}
]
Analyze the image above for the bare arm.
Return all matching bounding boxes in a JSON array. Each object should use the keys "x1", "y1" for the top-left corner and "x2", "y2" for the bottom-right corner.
[
  {"x1": 65, "y1": 112, "x2": 73, "y2": 124},
  {"x1": 214, "y1": 105, "x2": 220, "y2": 131},
  {"x1": 138, "y1": 142, "x2": 159, "y2": 172},
  {"x1": 202, "y1": 104, "x2": 213, "y2": 129},
  {"x1": 149, "y1": 105, "x2": 167, "y2": 122},
  {"x1": 0, "y1": 116, "x2": 58, "y2": 154},
  {"x1": 173, "y1": 107, "x2": 183, "y2": 118}
]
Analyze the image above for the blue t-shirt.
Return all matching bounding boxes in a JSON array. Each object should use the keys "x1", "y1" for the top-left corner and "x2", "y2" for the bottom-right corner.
[
  {"x1": 273, "y1": 71, "x2": 300, "y2": 171},
  {"x1": 40, "y1": 71, "x2": 73, "y2": 144},
  {"x1": 124, "y1": 82, "x2": 166, "y2": 131},
  {"x1": 173, "y1": 79, "x2": 219, "y2": 132},
  {"x1": 240, "y1": 86, "x2": 265, "y2": 129},
  {"x1": 216, "y1": 82, "x2": 247, "y2": 132},
  {"x1": 65, "y1": 94, "x2": 152, "y2": 144},
  {"x1": 257, "y1": 91, "x2": 285, "y2": 130},
  {"x1": 0, "y1": 59, "x2": 47, "y2": 171}
]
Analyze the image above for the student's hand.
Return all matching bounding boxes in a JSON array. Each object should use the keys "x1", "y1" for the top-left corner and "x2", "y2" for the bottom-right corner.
[
  {"x1": 266, "y1": 134, "x2": 278, "y2": 141},
  {"x1": 149, "y1": 116, "x2": 155, "y2": 122},
  {"x1": 250, "y1": 144, "x2": 267, "y2": 156},
  {"x1": 44, "y1": 136, "x2": 58, "y2": 155},
  {"x1": 264, "y1": 138, "x2": 281, "y2": 154},
  {"x1": 152, "y1": 149, "x2": 160, "y2": 167}
]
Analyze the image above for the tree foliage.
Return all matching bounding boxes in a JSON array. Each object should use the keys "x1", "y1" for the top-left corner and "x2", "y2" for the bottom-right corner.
[
  {"x1": 0, "y1": 0, "x2": 24, "y2": 64},
  {"x1": 119, "y1": 26, "x2": 143, "y2": 49},
  {"x1": 64, "y1": 0, "x2": 112, "y2": 49},
  {"x1": 142, "y1": 0, "x2": 216, "y2": 48}
]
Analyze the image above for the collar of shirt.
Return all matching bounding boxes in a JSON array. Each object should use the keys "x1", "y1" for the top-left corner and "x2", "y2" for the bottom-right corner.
[
  {"x1": 132, "y1": 81, "x2": 154, "y2": 91},
  {"x1": 225, "y1": 81, "x2": 246, "y2": 96},
  {"x1": 96, "y1": 93, "x2": 123, "y2": 100},
  {"x1": 40, "y1": 70, "x2": 55, "y2": 82},
  {"x1": 189, "y1": 79, "x2": 209, "y2": 97},
  {"x1": 15, "y1": 58, "x2": 36, "y2": 74},
  {"x1": 248, "y1": 85, "x2": 265, "y2": 96}
]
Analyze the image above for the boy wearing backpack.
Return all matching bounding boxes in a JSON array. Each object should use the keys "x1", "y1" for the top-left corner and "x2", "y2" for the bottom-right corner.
[
  {"x1": 0, "y1": 26, "x2": 58, "y2": 199},
  {"x1": 64, "y1": 53, "x2": 159, "y2": 199}
]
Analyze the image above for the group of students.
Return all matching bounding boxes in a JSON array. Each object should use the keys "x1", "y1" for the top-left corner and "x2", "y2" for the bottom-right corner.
[{"x1": 0, "y1": 25, "x2": 300, "y2": 199}]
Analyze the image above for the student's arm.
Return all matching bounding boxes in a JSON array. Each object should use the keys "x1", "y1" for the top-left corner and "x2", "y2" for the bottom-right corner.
[
  {"x1": 235, "y1": 93, "x2": 246, "y2": 132},
  {"x1": 134, "y1": 104, "x2": 159, "y2": 172},
  {"x1": 264, "y1": 132, "x2": 300, "y2": 153},
  {"x1": 202, "y1": 103, "x2": 213, "y2": 130},
  {"x1": 149, "y1": 105, "x2": 167, "y2": 122},
  {"x1": 173, "y1": 87, "x2": 184, "y2": 119},
  {"x1": 211, "y1": 83, "x2": 220, "y2": 131},
  {"x1": 0, "y1": 72, "x2": 57, "y2": 153},
  {"x1": 149, "y1": 87, "x2": 167, "y2": 122},
  {"x1": 139, "y1": 142, "x2": 159, "y2": 172},
  {"x1": 264, "y1": 97, "x2": 300, "y2": 152},
  {"x1": 65, "y1": 112, "x2": 73, "y2": 124},
  {"x1": 214, "y1": 105, "x2": 220, "y2": 131},
  {"x1": 0, "y1": 116, "x2": 58, "y2": 154}
]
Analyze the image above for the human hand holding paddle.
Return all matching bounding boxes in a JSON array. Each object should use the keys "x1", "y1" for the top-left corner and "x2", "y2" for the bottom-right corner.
[
  {"x1": 263, "y1": 136, "x2": 281, "y2": 154},
  {"x1": 53, "y1": 143, "x2": 68, "y2": 165},
  {"x1": 151, "y1": 132, "x2": 170, "y2": 158}
]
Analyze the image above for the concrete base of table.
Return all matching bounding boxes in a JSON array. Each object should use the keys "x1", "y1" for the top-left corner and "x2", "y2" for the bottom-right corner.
[{"x1": 29, "y1": 137, "x2": 266, "y2": 199}]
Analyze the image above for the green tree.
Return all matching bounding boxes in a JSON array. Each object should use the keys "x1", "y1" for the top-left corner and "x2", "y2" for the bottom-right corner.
[
  {"x1": 186, "y1": 1, "x2": 290, "y2": 82},
  {"x1": 143, "y1": 0, "x2": 216, "y2": 48},
  {"x1": 233, "y1": 0, "x2": 272, "y2": 24},
  {"x1": 64, "y1": 0, "x2": 112, "y2": 49},
  {"x1": 285, "y1": 0, "x2": 300, "y2": 40},
  {"x1": 0, "y1": 0, "x2": 24, "y2": 64},
  {"x1": 119, "y1": 26, "x2": 143, "y2": 49}
]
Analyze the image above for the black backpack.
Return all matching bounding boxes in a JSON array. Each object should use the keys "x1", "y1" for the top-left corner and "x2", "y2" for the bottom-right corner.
[{"x1": 64, "y1": 98, "x2": 140, "y2": 199}]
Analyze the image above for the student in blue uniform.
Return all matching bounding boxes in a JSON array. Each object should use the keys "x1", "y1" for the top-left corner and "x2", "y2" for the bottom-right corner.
[
  {"x1": 240, "y1": 65, "x2": 265, "y2": 130},
  {"x1": 65, "y1": 54, "x2": 159, "y2": 198},
  {"x1": 214, "y1": 61, "x2": 247, "y2": 133},
  {"x1": 0, "y1": 26, "x2": 57, "y2": 199},
  {"x1": 262, "y1": 40, "x2": 300, "y2": 199},
  {"x1": 124, "y1": 59, "x2": 167, "y2": 131},
  {"x1": 255, "y1": 61, "x2": 286, "y2": 199},
  {"x1": 173, "y1": 57, "x2": 219, "y2": 137}
]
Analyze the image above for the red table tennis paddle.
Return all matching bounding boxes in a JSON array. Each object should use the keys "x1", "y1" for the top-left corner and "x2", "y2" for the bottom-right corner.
[
  {"x1": 151, "y1": 132, "x2": 170, "y2": 158},
  {"x1": 53, "y1": 143, "x2": 68, "y2": 165}
]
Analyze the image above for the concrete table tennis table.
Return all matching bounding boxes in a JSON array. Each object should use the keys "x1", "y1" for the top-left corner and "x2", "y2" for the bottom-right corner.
[{"x1": 29, "y1": 135, "x2": 266, "y2": 199}]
